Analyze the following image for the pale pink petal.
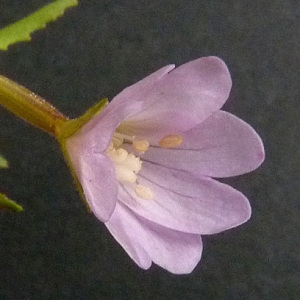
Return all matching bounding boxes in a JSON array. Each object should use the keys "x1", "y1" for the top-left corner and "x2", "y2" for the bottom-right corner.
[
  {"x1": 67, "y1": 67, "x2": 176, "y2": 203},
  {"x1": 111, "y1": 64, "x2": 175, "y2": 107},
  {"x1": 106, "y1": 203, "x2": 202, "y2": 274},
  {"x1": 119, "y1": 163, "x2": 251, "y2": 234},
  {"x1": 105, "y1": 203, "x2": 152, "y2": 270},
  {"x1": 142, "y1": 111, "x2": 265, "y2": 177},
  {"x1": 118, "y1": 56, "x2": 232, "y2": 143},
  {"x1": 66, "y1": 135, "x2": 118, "y2": 222},
  {"x1": 79, "y1": 64, "x2": 175, "y2": 145},
  {"x1": 77, "y1": 99, "x2": 143, "y2": 153}
]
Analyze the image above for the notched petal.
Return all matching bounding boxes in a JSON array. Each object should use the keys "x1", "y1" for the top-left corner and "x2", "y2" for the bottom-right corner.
[{"x1": 106, "y1": 203, "x2": 202, "y2": 274}]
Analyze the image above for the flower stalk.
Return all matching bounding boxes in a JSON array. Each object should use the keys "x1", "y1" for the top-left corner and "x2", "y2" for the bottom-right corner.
[{"x1": 0, "y1": 75, "x2": 67, "y2": 136}]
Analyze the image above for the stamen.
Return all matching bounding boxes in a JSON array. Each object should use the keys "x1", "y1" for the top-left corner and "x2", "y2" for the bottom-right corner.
[
  {"x1": 107, "y1": 148, "x2": 128, "y2": 163},
  {"x1": 133, "y1": 140, "x2": 149, "y2": 153},
  {"x1": 159, "y1": 135, "x2": 183, "y2": 148},
  {"x1": 107, "y1": 133, "x2": 150, "y2": 192},
  {"x1": 120, "y1": 153, "x2": 142, "y2": 173},
  {"x1": 114, "y1": 132, "x2": 135, "y2": 143},
  {"x1": 115, "y1": 166, "x2": 137, "y2": 183},
  {"x1": 112, "y1": 136, "x2": 124, "y2": 147},
  {"x1": 135, "y1": 185, "x2": 154, "y2": 200}
]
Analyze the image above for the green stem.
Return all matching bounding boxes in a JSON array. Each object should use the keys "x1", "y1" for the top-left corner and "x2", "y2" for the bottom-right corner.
[{"x1": 0, "y1": 75, "x2": 67, "y2": 135}]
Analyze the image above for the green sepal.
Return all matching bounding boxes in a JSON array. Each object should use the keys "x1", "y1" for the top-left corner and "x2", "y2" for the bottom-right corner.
[
  {"x1": 0, "y1": 0, "x2": 78, "y2": 50},
  {"x1": 0, "y1": 155, "x2": 8, "y2": 169},
  {"x1": 0, "y1": 193, "x2": 23, "y2": 212},
  {"x1": 56, "y1": 98, "x2": 108, "y2": 140}
]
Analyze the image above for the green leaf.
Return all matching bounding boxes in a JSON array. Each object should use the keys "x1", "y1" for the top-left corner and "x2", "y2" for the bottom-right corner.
[
  {"x1": 0, "y1": 155, "x2": 8, "y2": 168},
  {"x1": 0, "y1": 193, "x2": 23, "y2": 212},
  {"x1": 0, "y1": 0, "x2": 78, "y2": 50}
]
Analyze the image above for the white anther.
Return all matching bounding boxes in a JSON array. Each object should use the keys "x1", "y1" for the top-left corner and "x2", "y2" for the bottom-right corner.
[
  {"x1": 107, "y1": 133, "x2": 146, "y2": 185},
  {"x1": 133, "y1": 140, "x2": 149, "y2": 153},
  {"x1": 111, "y1": 148, "x2": 128, "y2": 163},
  {"x1": 112, "y1": 136, "x2": 124, "y2": 147},
  {"x1": 121, "y1": 153, "x2": 142, "y2": 173},
  {"x1": 135, "y1": 185, "x2": 154, "y2": 200},
  {"x1": 116, "y1": 166, "x2": 137, "y2": 183},
  {"x1": 106, "y1": 147, "x2": 128, "y2": 163}
]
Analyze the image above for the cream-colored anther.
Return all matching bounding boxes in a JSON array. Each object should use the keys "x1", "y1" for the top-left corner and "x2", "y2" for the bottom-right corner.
[
  {"x1": 159, "y1": 135, "x2": 183, "y2": 148},
  {"x1": 120, "y1": 153, "x2": 142, "y2": 173},
  {"x1": 112, "y1": 136, "x2": 124, "y2": 147},
  {"x1": 114, "y1": 132, "x2": 135, "y2": 143},
  {"x1": 108, "y1": 148, "x2": 128, "y2": 163},
  {"x1": 133, "y1": 140, "x2": 149, "y2": 153},
  {"x1": 107, "y1": 133, "x2": 144, "y2": 184},
  {"x1": 135, "y1": 185, "x2": 154, "y2": 200},
  {"x1": 115, "y1": 166, "x2": 137, "y2": 183}
]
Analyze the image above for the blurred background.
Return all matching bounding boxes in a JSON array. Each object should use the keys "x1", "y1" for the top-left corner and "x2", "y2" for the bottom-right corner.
[{"x1": 0, "y1": 0, "x2": 299, "y2": 299}]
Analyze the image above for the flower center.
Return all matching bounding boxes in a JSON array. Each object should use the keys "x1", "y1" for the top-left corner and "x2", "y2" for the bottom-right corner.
[
  {"x1": 106, "y1": 133, "x2": 153, "y2": 200},
  {"x1": 106, "y1": 132, "x2": 183, "y2": 201}
]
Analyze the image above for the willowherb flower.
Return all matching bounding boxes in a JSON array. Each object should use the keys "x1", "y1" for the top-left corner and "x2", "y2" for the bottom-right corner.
[{"x1": 64, "y1": 56, "x2": 264, "y2": 274}]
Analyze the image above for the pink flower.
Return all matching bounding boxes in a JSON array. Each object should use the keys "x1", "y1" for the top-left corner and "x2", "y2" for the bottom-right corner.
[{"x1": 65, "y1": 56, "x2": 264, "y2": 274}]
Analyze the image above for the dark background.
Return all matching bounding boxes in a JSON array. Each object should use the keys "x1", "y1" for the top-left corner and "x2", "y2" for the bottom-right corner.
[{"x1": 0, "y1": 0, "x2": 299, "y2": 299}]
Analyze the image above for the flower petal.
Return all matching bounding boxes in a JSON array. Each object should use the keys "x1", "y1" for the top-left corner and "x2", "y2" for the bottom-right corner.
[
  {"x1": 118, "y1": 56, "x2": 232, "y2": 143},
  {"x1": 106, "y1": 202, "x2": 202, "y2": 274},
  {"x1": 119, "y1": 163, "x2": 251, "y2": 234},
  {"x1": 143, "y1": 111, "x2": 265, "y2": 177},
  {"x1": 105, "y1": 203, "x2": 152, "y2": 270},
  {"x1": 66, "y1": 135, "x2": 118, "y2": 222},
  {"x1": 76, "y1": 65, "x2": 175, "y2": 152}
]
